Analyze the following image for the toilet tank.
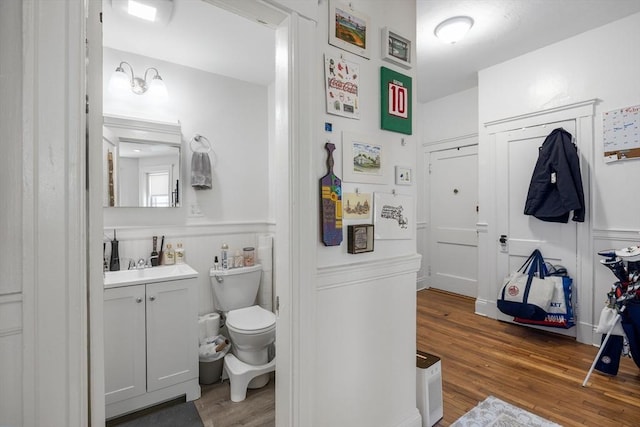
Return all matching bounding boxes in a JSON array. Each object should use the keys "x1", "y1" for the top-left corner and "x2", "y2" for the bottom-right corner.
[{"x1": 209, "y1": 264, "x2": 262, "y2": 312}]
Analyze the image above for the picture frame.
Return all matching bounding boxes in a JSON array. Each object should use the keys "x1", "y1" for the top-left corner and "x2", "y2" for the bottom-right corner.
[
  {"x1": 381, "y1": 27, "x2": 412, "y2": 69},
  {"x1": 347, "y1": 224, "x2": 374, "y2": 254},
  {"x1": 324, "y1": 54, "x2": 360, "y2": 119},
  {"x1": 343, "y1": 192, "x2": 372, "y2": 219},
  {"x1": 380, "y1": 66, "x2": 412, "y2": 135},
  {"x1": 395, "y1": 166, "x2": 412, "y2": 185},
  {"x1": 328, "y1": 0, "x2": 371, "y2": 59},
  {"x1": 373, "y1": 192, "x2": 414, "y2": 240},
  {"x1": 342, "y1": 131, "x2": 386, "y2": 184}
]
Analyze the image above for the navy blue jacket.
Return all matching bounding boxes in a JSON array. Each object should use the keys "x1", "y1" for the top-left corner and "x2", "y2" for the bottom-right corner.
[{"x1": 524, "y1": 128, "x2": 585, "y2": 223}]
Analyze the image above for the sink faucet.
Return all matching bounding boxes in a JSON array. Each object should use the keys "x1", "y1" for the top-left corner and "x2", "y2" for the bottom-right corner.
[{"x1": 136, "y1": 255, "x2": 158, "y2": 269}]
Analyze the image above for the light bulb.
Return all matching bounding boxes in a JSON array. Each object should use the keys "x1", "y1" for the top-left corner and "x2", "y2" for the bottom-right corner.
[
  {"x1": 147, "y1": 76, "x2": 168, "y2": 101},
  {"x1": 108, "y1": 68, "x2": 131, "y2": 94}
]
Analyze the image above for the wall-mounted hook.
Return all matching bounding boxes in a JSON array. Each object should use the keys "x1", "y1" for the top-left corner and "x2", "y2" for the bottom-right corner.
[
  {"x1": 401, "y1": 137, "x2": 406, "y2": 146},
  {"x1": 355, "y1": 187, "x2": 360, "y2": 195},
  {"x1": 392, "y1": 189, "x2": 397, "y2": 196}
]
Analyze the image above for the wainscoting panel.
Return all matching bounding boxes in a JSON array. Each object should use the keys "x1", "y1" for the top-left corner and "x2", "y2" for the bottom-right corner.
[
  {"x1": 0, "y1": 293, "x2": 22, "y2": 427},
  {"x1": 314, "y1": 255, "x2": 421, "y2": 427}
]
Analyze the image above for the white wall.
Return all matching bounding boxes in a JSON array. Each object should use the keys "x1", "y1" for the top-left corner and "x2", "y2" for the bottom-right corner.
[
  {"x1": 102, "y1": 47, "x2": 273, "y2": 315},
  {"x1": 312, "y1": 1, "x2": 421, "y2": 426},
  {"x1": 477, "y1": 13, "x2": 640, "y2": 344}
]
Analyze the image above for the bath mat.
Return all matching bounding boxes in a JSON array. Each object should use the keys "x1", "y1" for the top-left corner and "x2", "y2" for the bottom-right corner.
[
  {"x1": 451, "y1": 395, "x2": 562, "y2": 427},
  {"x1": 107, "y1": 401, "x2": 203, "y2": 427}
]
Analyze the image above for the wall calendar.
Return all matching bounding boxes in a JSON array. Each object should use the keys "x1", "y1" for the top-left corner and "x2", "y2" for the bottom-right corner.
[{"x1": 603, "y1": 104, "x2": 640, "y2": 163}]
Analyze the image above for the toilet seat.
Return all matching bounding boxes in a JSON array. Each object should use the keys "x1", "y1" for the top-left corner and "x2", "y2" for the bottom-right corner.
[{"x1": 226, "y1": 305, "x2": 275, "y2": 334}]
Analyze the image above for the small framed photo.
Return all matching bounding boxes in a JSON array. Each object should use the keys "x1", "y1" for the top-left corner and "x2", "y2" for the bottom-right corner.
[
  {"x1": 342, "y1": 131, "x2": 386, "y2": 184},
  {"x1": 329, "y1": 0, "x2": 371, "y2": 59},
  {"x1": 395, "y1": 166, "x2": 412, "y2": 185},
  {"x1": 347, "y1": 224, "x2": 374, "y2": 254},
  {"x1": 381, "y1": 27, "x2": 412, "y2": 69}
]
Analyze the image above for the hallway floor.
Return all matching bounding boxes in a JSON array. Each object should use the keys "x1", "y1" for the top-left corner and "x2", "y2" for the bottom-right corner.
[{"x1": 418, "y1": 288, "x2": 640, "y2": 426}]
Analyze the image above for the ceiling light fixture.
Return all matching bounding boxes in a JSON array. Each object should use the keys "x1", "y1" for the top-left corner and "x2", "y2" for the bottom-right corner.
[
  {"x1": 108, "y1": 61, "x2": 168, "y2": 99},
  {"x1": 111, "y1": 0, "x2": 174, "y2": 25},
  {"x1": 434, "y1": 16, "x2": 474, "y2": 44}
]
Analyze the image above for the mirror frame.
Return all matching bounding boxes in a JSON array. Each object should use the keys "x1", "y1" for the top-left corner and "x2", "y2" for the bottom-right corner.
[{"x1": 103, "y1": 114, "x2": 182, "y2": 208}]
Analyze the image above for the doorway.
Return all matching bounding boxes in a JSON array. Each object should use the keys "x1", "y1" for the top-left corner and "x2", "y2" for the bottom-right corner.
[
  {"x1": 428, "y1": 145, "x2": 479, "y2": 297},
  {"x1": 494, "y1": 120, "x2": 578, "y2": 337},
  {"x1": 89, "y1": 0, "x2": 297, "y2": 424}
]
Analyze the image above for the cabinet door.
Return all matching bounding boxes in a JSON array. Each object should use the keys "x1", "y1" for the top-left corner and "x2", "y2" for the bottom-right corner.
[
  {"x1": 146, "y1": 278, "x2": 198, "y2": 392},
  {"x1": 104, "y1": 285, "x2": 146, "y2": 404}
]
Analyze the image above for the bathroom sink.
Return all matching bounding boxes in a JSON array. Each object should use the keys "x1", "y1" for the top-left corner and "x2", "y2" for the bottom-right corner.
[{"x1": 104, "y1": 264, "x2": 198, "y2": 288}]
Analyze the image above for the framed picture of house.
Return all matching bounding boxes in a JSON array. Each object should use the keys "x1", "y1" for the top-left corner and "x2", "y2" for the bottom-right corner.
[
  {"x1": 329, "y1": 0, "x2": 370, "y2": 59},
  {"x1": 381, "y1": 27, "x2": 412, "y2": 69},
  {"x1": 342, "y1": 131, "x2": 386, "y2": 184}
]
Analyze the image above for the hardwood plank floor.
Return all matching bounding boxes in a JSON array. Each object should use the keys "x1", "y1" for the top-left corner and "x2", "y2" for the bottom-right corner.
[
  {"x1": 195, "y1": 373, "x2": 275, "y2": 427},
  {"x1": 418, "y1": 288, "x2": 640, "y2": 427}
]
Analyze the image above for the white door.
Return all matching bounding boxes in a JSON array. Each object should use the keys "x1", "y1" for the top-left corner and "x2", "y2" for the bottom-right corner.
[
  {"x1": 495, "y1": 120, "x2": 578, "y2": 336},
  {"x1": 104, "y1": 285, "x2": 146, "y2": 404},
  {"x1": 429, "y1": 145, "x2": 478, "y2": 297},
  {"x1": 146, "y1": 278, "x2": 198, "y2": 392}
]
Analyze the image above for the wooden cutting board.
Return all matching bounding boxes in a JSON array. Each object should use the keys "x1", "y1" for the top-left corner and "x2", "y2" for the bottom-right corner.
[{"x1": 320, "y1": 142, "x2": 343, "y2": 246}]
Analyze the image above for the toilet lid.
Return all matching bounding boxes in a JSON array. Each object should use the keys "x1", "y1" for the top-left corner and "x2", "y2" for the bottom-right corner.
[{"x1": 226, "y1": 305, "x2": 275, "y2": 333}]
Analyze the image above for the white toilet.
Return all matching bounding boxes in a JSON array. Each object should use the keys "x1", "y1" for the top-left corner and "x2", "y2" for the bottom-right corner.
[{"x1": 209, "y1": 264, "x2": 276, "y2": 402}]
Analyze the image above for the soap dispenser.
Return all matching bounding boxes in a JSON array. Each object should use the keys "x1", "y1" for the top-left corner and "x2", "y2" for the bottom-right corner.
[
  {"x1": 175, "y1": 243, "x2": 185, "y2": 264},
  {"x1": 163, "y1": 243, "x2": 175, "y2": 265}
]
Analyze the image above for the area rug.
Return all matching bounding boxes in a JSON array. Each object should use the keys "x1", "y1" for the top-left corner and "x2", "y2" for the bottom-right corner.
[
  {"x1": 108, "y1": 401, "x2": 204, "y2": 427},
  {"x1": 451, "y1": 396, "x2": 562, "y2": 427}
]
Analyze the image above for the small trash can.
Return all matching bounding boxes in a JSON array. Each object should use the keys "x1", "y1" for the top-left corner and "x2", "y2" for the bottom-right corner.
[
  {"x1": 416, "y1": 350, "x2": 443, "y2": 427},
  {"x1": 199, "y1": 335, "x2": 230, "y2": 385}
]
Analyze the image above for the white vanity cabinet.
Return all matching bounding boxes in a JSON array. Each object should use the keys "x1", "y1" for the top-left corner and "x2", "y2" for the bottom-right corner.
[{"x1": 103, "y1": 265, "x2": 200, "y2": 419}]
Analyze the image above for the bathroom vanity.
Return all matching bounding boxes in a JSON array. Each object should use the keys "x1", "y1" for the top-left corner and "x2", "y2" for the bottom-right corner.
[{"x1": 103, "y1": 264, "x2": 200, "y2": 419}]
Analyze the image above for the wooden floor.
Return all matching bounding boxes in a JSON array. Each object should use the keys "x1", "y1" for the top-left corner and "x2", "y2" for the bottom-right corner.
[
  {"x1": 191, "y1": 288, "x2": 640, "y2": 426},
  {"x1": 418, "y1": 288, "x2": 640, "y2": 427},
  {"x1": 195, "y1": 373, "x2": 275, "y2": 427}
]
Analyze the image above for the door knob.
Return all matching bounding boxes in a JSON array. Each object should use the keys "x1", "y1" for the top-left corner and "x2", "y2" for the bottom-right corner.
[
  {"x1": 499, "y1": 235, "x2": 508, "y2": 244},
  {"x1": 149, "y1": 296, "x2": 156, "y2": 302},
  {"x1": 136, "y1": 297, "x2": 143, "y2": 303}
]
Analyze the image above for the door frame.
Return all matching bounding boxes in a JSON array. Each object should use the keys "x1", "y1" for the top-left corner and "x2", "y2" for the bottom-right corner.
[
  {"x1": 87, "y1": 2, "x2": 317, "y2": 426},
  {"x1": 421, "y1": 134, "x2": 478, "y2": 291},
  {"x1": 478, "y1": 99, "x2": 596, "y2": 344}
]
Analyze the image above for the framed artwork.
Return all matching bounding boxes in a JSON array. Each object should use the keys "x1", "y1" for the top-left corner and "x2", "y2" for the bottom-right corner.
[
  {"x1": 324, "y1": 54, "x2": 360, "y2": 119},
  {"x1": 343, "y1": 192, "x2": 372, "y2": 219},
  {"x1": 329, "y1": 0, "x2": 370, "y2": 59},
  {"x1": 381, "y1": 27, "x2": 412, "y2": 69},
  {"x1": 347, "y1": 224, "x2": 374, "y2": 254},
  {"x1": 373, "y1": 192, "x2": 414, "y2": 239},
  {"x1": 380, "y1": 66, "x2": 412, "y2": 135},
  {"x1": 342, "y1": 131, "x2": 386, "y2": 184},
  {"x1": 395, "y1": 166, "x2": 412, "y2": 185}
]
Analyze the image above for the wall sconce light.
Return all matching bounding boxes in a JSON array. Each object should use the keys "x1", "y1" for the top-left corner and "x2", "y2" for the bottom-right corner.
[
  {"x1": 108, "y1": 61, "x2": 168, "y2": 99},
  {"x1": 434, "y1": 16, "x2": 474, "y2": 44}
]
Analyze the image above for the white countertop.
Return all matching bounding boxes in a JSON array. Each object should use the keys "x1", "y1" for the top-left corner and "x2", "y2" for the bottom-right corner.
[{"x1": 104, "y1": 264, "x2": 199, "y2": 288}]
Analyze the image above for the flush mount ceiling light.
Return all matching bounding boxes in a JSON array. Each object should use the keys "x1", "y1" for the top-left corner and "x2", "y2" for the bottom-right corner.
[
  {"x1": 434, "y1": 16, "x2": 474, "y2": 44},
  {"x1": 108, "y1": 61, "x2": 168, "y2": 99},
  {"x1": 111, "y1": 0, "x2": 174, "y2": 25}
]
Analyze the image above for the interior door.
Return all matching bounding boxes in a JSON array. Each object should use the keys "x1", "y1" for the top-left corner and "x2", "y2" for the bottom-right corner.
[
  {"x1": 429, "y1": 145, "x2": 478, "y2": 297},
  {"x1": 495, "y1": 120, "x2": 578, "y2": 335}
]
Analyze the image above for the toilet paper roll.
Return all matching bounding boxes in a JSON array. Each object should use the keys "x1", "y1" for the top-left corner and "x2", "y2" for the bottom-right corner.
[{"x1": 198, "y1": 313, "x2": 220, "y2": 343}]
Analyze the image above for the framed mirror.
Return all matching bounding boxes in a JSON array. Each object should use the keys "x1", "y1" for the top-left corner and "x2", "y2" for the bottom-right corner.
[{"x1": 103, "y1": 115, "x2": 182, "y2": 207}]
